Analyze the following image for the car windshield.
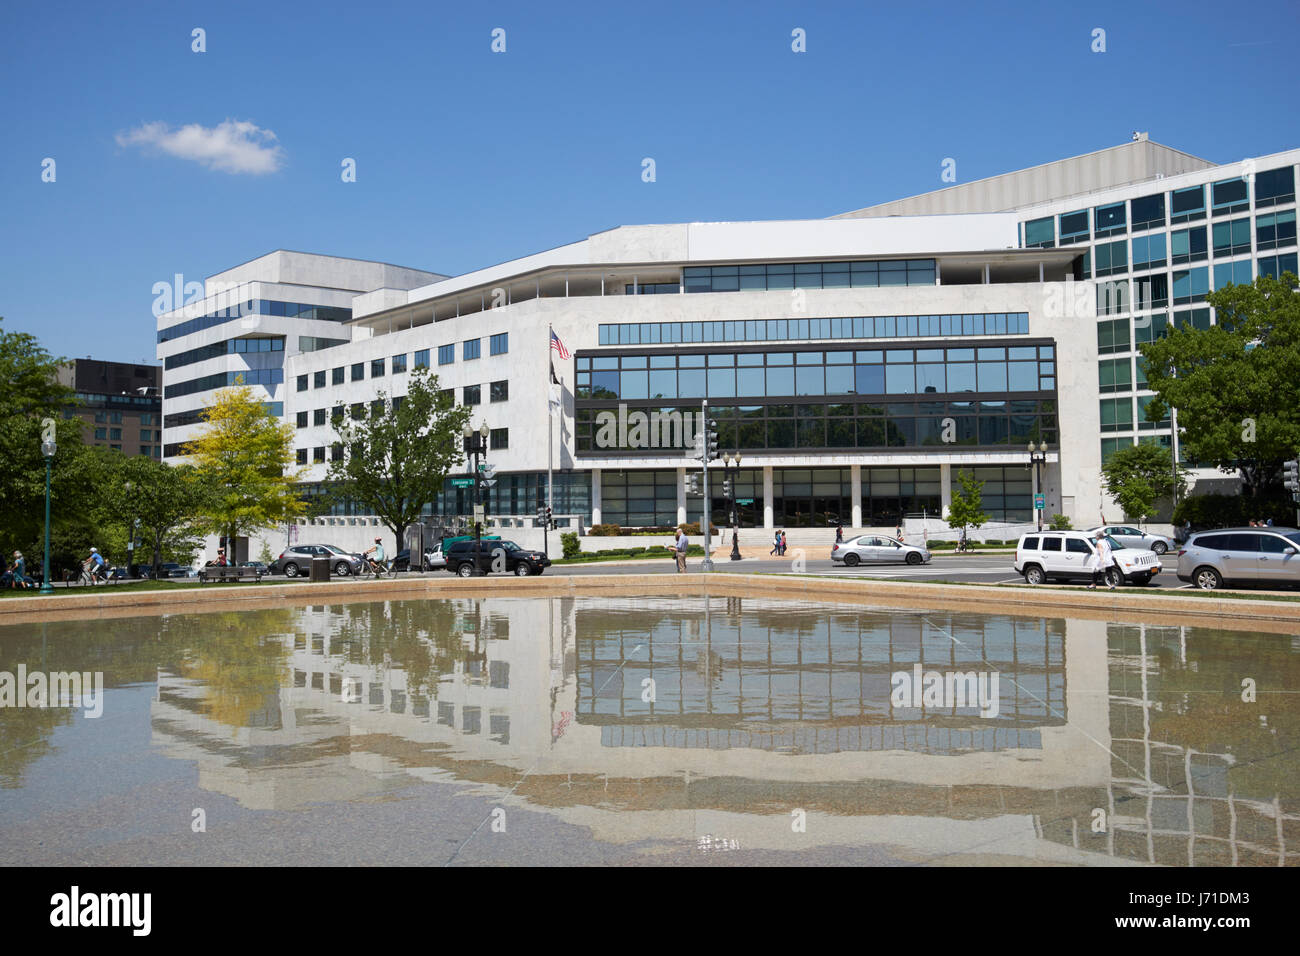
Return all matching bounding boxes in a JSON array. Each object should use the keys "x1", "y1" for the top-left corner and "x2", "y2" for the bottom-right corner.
[
  {"x1": 497, "y1": 541, "x2": 520, "y2": 552},
  {"x1": 321, "y1": 545, "x2": 348, "y2": 554},
  {"x1": 1285, "y1": 532, "x2": 1300, "y2": 547},
  {"x1": 1104, "y1": 535, "x2": 1125, "y2": 550}
]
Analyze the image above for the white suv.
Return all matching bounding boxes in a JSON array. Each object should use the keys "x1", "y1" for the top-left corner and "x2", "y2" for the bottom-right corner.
[{"x1": 1014, "y1": 530, "x2": 1162, "y2": 586}]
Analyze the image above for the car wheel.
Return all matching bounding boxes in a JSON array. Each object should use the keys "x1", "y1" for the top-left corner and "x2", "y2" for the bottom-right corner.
[
  {"x1": 1132, "y1": 573, "x2": 1152, "y2": 586},
  {"x1": 843, "y1": 553, "x2": 860, "y2": 567},
  {"x1": 457, "y1": 562, "x2": 475, "y2": 578},
  {"x1": 1194, "y1": 566, "x2": 1222, "y2": 590},
  {"x1": 1152, "y1": 541, "x2": 1168, "y2": 555},
  {"x1": 905, "y1": 551, "x2": 923, "y2": 566},
  {"x1": 515, "y1": 563, "x2": 532, "y2": 576},
  {"x1": 284, "y1": 563, "x2": 299, "y2": 578},
  {"x1": 335, "y1": 563, "x2": 351, "y2": 576},
  {"x1": 1024, "y1": 565, "x2": 1045, "y2": 585}
]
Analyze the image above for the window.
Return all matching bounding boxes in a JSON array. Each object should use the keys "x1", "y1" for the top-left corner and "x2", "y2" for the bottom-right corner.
[
  {"x1": 110, "y1": 412, "x2": 122, "y2": 424},
  {"x1": 464, "y1": 384, "x2": 481, "y2": 405},
  {"x1": 1256, "y1": 210, "x2": 1296, "y2": 250},
  {"x1": 438, "y1": 344, "x2": 454, "y2": 365},
  {"x1": 1212, "y1": 218, "x2": 1251, "y2": 257},
  {"x1": 139, "y1": 446, "x2": 151, "y2": 456},
  {"x1": 1173, "y1": 267, "x2": 1209, "y2": 304},
  {"x1": 371, "y1": 357, "x2": 385, "y2": 377},
  {"x1": 331, "y1": 443, "x2": 344, "y2": 462},
  {"x1": 296, "y1": 374, "x2": 309, "y2": 391},
  {"x1": 1171, "y1": 226, "x2": 1207, "y2": 264},
  {"x1": 313, "y1": 408, "x2": 326, "y2": 426},
  {"x1": 1254, "y1": 166, "x2": 1295, "y2": 207},
  {"x1": 313, "y1": 447, "x2": 325, "y2": 463},
  {"x1": 371, "y1": 399, "x2": 385, "y2": 417},
  {"x1": 1212, "y1": 178, "x2": 1249, "y2": 216},
  {"x1": 1131, "y1": 233, "x2": 1166, "y2": 271},
  {"x1": 1134, "y1": 273, "x2": 1168, "y2": 311},
  {"x1": 297, "y1": 448, "x2": 308, "y2": 465},
  {"x1": 332, "y1": 404, "x2": 344, "y2": 422},
  {"x1": 94, "y1": 427, "x2": 106, "y2": 440},
  {"x1": 1130, "y1": 193, "x2": 1165, "y2": 231},
  {"x1": 351, "y1": 362, "x2": 365, "y2": 381},
  {"x1": 1099, "y1": 358, "x2": 1131, "y2": 393},
  {"x1": 351, "y1": 403, "x2": 365, "y2": 420},
  {"x1": 332, "y1": 366, "x2": 344, "y2": 385},
  {"x1": 1170, "y1": 185, "x2": 1205, "y2": 224},
  {"x1": 490, "y1": 428, "x2": 508, "y2": 450},
  {"x1": 1097, "y1": 318, "x2": 1130, "y2": 355},
  {"x1": 414, "y1": 349, "x2": 429, "y2": 369},
  {"x1": 438, "y1": 388, "x2": 455, "y2": 408},
  {"x1": 1041, "y1": 537, "x2": 1062, "y2": 552},
  {"x1": 1259, "y1": 252, "x2": 1299, "y2": 279},
  {"x1": 1094, "y1": 201, "x2": 1126, "y2": 238},
  {"x1": 1094, "y1": 239, "x2": 1128, "y2": 276},
  {"x1": 1213, "y1": 259, "x2": 1252, "y2": 289},
  {"x1": 296, "y1": 411, "x2": 308, "y2": 429},
  {"x1": 313, "y1": 370, "x2": 326, "y2": 389},
  {"x1": 490, "y1": 332, "x2": 509, "y2": 355},
  {"x1": 1100, "y1": 397, "x2": 1133, "y2": 432},
  {"x1": 1058, "y1": 209, "x2": 1090, "y2": 244},
  {"x1": 1139, "y1": 395, "x2": 1169, "y2": 429},
  {"x1": 1024, "y1": 217, "x2": 1054, "y2": 248},
  {"x1": 463, "y1": 339, "x2": 481, "y2": 360},
  {"x1": 391, "y1": 354, "x2": 407, "y2": 373},
  {"x1": 490, "y1": 380, "x2": 509, "y2": 402},
  {"x1": 1096, "y1": 280, "x2": 1129, "y2": 316},
  {"x1": 1173, "y1": 308, "x2": 1211, "y2": 331},
  {"x1": 110, "y1": 428, "x2": 121, "y2": 440}
]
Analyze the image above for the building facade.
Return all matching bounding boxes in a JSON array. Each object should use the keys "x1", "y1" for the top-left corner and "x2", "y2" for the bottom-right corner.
[
  {"x1": 159, "y1": 139, "x2": 1299, "y2": 555},
  {"x1": 58, "y1": 358, "x2": 162, "y2": 457}
]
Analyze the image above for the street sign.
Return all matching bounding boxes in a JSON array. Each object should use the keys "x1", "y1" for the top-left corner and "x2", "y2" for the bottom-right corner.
[
  {"x1": 451, "y1": 477, "x2": 474, "y2": 488},
  {"x1": 479, "y1": 463, "x2": 496, "y2": 476},
  {"x1": 481, "y1": 479, "x2": 497, "y2": 487},
  {"x1": 1034, "y1": 494, "x2": 1046, "y2": 510},
  {"x1": 473, "y1": 504, "x2": 485, "y2": 523},
  {"x1": 736, "y1": 498, "x2": 754, "y2": 505}
]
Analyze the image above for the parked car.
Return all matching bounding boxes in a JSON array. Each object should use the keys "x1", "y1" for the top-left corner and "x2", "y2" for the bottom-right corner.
[
  {"x1": 1176, "y1": 527, "x2": 1300, "y2": 590},
  {"x1": 158, "y1": 562, "x2": 191, "y2": 578},
  {"x1": 240, "y1": 561, "x2": 270, "y2": 574},
  {"x1": 1086, "y1": 525, "x2": 1175, "y2": 555},
  {"x1": 1015, "y1": 530, "x2": 1162, "y2": 586},
  {"x1": 831, "y1": 535, "x2": 930, "y2": 567},
  {"x1": 391, "y1": 544, "x2": 446, "y2": 572},
  {"x1": 443, "y1": 539, "x2": 550, "y2": 577},
  {"x1": 269, "y1": 544, "x2": 363, "y2": 577}
]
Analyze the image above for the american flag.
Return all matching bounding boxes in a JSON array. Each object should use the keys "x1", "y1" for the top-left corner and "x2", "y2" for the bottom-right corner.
[{"x1": 549, "y1": 329, "x2": 570, "y2": 360}]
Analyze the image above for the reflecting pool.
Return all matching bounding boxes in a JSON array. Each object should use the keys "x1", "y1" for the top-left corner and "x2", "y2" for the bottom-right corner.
[{"x1": 1, "y1": 596, "x2": 1296, "y2": 866}]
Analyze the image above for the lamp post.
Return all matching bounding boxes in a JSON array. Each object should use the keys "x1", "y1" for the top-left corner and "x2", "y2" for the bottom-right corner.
[
  {"x1": 723, "y1": 453, "x2": 742, "y2": 561},
  {"x1": 123, "y1": 480, "x2": 136, "y2": 578},
  {"x1": 40, "y1": 430, "x2": 56, "y2": 595},
  {"x1": 1028, "y1": 440, "x2": 1048, "y2": 531},
  {"x1": 462, "y1": 422, "x2": 491, "y2": 573}
]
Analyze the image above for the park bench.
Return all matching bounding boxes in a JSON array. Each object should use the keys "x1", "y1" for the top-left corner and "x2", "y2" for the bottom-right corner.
[{"x1": 197, "y1": 565, "x2": 265, "y2": 584}]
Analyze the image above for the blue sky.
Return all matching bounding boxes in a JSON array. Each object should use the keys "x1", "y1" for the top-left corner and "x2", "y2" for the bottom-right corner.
[{"x1": 2, "y1": 0, "x2": 1298, "y2": 364}]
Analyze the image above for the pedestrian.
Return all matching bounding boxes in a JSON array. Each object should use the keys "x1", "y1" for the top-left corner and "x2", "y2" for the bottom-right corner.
[
  {"x1": 6, "y1": 551, "x2": 32, "y2": 589},
  {"x1": 835, "y1": 524, "x2": 844, "y2": 544},
  {"x1": 675, "y1": 527, "x2": 688, "y2": 573},
  {"x1": 771, "y1": 530, "x2": 781, "y2": 556},
  {"x1": 1088, "y1": 535, "x2": 1117, "y2": 591},
  {"x1": 779, "y1": 530, "x2": 787, "y2": 556},
  {"x1": 895, "y1": 523, "x2": 903, "y2": 543},
  {"x1": 1266, "y1": 517, "x2": 1275, "y2": 527}
]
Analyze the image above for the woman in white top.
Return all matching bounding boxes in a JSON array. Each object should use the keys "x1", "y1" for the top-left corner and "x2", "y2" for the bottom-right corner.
[{"x1": 1088, "y1": 535, "x2": 1116, "y2": 590}]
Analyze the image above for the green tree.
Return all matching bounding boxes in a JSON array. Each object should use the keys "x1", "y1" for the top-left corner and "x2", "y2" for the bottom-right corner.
[
  {"x1": 97, "y1": 454, "x2": 211, "y2": 576},
  {"x1": 946, "y1": 470, "x2": 989, "y2": 536},
  {"x1": 325, "y1": 368, "x2": 471, "y2": 545},
  {"x1": 181, "y1": 382, "x2": 305, "y2": 549},
  {"x1": 1141, "y1": 272, "x2": 1300, "y2": 495},
  {"x1": 1100, "y1": 442, "x2": 1187, "y2": 523}
]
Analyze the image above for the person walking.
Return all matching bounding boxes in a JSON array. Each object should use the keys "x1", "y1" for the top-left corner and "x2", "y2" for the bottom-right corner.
[
  {"x1": 835, "y1": 524, "x2": 844, "y2": 544},
  {"x1": 1088, "y1": 535, "x2": 1116, "y2": 590},
  {"x1": 895, "y1": 523, "x2": 903, "y2": 543},
  {"x1": 771, "y1": 530, "x2": 781, "y2": 556},
  {"x1": 675, "y1": 527, "x2": 688, "y2": 573},
  {"x1": 779, "y1": 530, "x2": 787, "y2": 556}
]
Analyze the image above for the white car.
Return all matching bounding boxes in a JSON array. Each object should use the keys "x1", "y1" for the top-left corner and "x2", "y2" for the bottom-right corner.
[
  {"x1": 1087, "y1": 525, "x2": 1175, "y2": 555},
  {"x1": 832, "y1": 535, "x2": 931, "y2": 567},
  {"x1": 1015, "y1": 530, "x2": 1162, "y2": 586}
]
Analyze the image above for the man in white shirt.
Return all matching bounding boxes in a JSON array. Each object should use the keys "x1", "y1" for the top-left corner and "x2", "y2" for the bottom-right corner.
[
  {"x1": 675, "y1": 529, "x2": 688, "y2": 573},
  {"x1": 1088, "y1": 535, "x2": 1116, "y2": 590}
]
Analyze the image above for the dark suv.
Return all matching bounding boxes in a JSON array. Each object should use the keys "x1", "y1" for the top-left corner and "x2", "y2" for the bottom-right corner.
[{"x1": 443, "y1": 539, "x2": 550, "y2": 577}]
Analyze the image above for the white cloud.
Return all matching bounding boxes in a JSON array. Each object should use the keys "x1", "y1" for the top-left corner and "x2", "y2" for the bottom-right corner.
[{"x1": 115, "y1": 119, "x2": 285, "y2": 175}]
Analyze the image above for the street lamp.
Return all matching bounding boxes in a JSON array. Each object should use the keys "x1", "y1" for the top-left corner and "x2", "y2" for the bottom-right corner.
[
  {"x1": 723, "y1": 453, "x2": 742, "y2": 561},
  {"x1": 123, "y1": 480, "x2": 136, "y2": 578},
  {"x1": 40, "y1": 431, "x2": 56, "y2": 594},
  {"x1": 462, "y1": 422, "x2": 491, "y2": 572},
  {"x1": 1028, "y1": 440, "x2": 1048, "y2": 531}
]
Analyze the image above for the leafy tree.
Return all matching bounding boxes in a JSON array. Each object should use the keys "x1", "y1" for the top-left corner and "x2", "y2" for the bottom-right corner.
[
  {"x1": 325, "y1": 368, "x2": 471, "y2": 545},
  {"x1": 0, "y1": 317, "x2": 75, "y2": 415},
  {"x1": 1141, "y1": 272, "x2": 1300, "y2": 495},
  {"x1": 1049, "y1": 513, "x2": 1073, "y2": 531},
  {"x1": 181, "y1": 382, "x2": 305, "y2": 549},
  {"x1": 1100, "y1": 443, "x2": 1187, "y2": 523},
  {"x1": 946, "y1": 470, "x2": 989, "y2": 536},
  {"x1": 97, "y1": 454, "x2": 211, "y2": 576}
]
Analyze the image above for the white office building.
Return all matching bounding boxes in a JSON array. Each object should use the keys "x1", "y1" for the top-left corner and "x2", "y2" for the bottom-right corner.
[{"x1": 159, "y1": 138, "x2": 1297, "y2": 559}]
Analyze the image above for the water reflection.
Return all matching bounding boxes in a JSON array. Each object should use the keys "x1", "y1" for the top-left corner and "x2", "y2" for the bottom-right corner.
[{"x1": 0, "y1": 596, "x2": 1295, "y2": 866}]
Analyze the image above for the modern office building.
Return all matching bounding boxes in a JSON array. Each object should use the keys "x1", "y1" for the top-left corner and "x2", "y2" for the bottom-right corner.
[
  {"x1": 58, "y1": 358, "x2": 162, "y2": 456},
  {"x1": 159, "y1": 137, "x2": 1298, "y2": 555}
]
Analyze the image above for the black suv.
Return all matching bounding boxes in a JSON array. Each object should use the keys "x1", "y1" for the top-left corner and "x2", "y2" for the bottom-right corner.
[{"x1": 443, "y1": 539, "x2": 550, "y2": 577}]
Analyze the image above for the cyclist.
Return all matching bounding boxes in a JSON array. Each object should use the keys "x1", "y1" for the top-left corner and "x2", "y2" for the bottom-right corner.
[
  {"x1": 85, "y1": 547, "x2": 108, "y2": 584},
  {"x1": 363, "y1": 537, "x2": 388, "y2": 575}
]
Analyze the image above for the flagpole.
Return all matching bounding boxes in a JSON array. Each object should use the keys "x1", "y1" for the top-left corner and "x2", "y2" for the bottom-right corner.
[{"x1": 547, "y1": 324, "x2": 555, "y2": 559}]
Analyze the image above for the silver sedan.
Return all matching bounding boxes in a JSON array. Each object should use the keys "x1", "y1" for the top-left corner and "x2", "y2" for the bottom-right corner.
[
  {"x1": 832, "y1": 535, "x2": 931, "y2": 567},
  {"x1": 1087, "y1": 525, "x2": 1175, "y2": 555}
]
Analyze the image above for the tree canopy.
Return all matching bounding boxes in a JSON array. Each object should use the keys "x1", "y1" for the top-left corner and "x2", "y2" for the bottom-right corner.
[
  {"x1": 946, "y1": 470, "x2": 989, "y2": 534},
  {"x1": 1100, "y1": 442, "x2": 1187, "y2": 523}
]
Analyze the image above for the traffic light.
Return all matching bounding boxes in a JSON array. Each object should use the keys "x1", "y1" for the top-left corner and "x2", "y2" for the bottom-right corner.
[
  {"x1": 685, "y1": 473, "x2": 699, "y2": 495},
  {"x1": 536, "y1": 505, "x2": 547, "y2": 526},
  {"x1": 545, "y1": 505, "x2": 553, "y2": 528},
  {"x1": 706, "y1": 419, "x2": 719, "y2": 462},
  {"x1": 722, "y1": 478, "x2": 732, "y2": 498},
  {"x1": 1284, "y1": 459, "x2": 1300, "y2": 498},
  {"x1": 692, "y1": 429, "x2": 705, "y2": 460}
]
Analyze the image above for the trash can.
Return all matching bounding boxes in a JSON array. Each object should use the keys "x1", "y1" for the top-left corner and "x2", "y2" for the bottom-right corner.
[{"x1": 310, "y1": 556, "x2": 331, "y2": 582}]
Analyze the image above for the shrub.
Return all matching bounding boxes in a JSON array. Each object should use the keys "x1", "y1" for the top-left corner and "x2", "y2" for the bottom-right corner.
[
  {"x1": 560, "y1": 531, "x2": 580, "y2": 559},
  {"x1": 589, "y1": 523, "x2": 622, "y2": 536},
  {"x1": 676, "y1": 522, "x2": 719, "y2": 536},
  {"x1": 1049, "y1": 514, "x2": 1073, "y2": 530}
]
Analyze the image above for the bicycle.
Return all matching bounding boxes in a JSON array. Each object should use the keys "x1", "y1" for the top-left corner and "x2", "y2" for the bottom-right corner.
[{"x1": 360, "y1": 557, "x2": 396, "y2": 579}]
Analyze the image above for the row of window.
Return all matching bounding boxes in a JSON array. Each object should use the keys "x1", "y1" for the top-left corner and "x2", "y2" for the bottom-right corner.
[
  {"x1": 292, "y1": 382, "x2": 509, "y2": 429},
  {"x1": 1100, "y1": 396, "x2": 1172, "y2": 433},
  {"x1": 597, "y1": 312, "x2": 1030, "y2": 346},
  {"x1": 296, "y1": 428, "x2": 509, "y2": 464},
  {"x1": 681, "y1": 259, "x2": 938, "y2": 293},
  {"x1": 576, "y1": 345, "x2": 1056, "y2": 401},
  {"x1": 164, "y1": 368, "x2": 283, "y2": 399},
  {"x1": 293, "y1": 334, "x2": 508, "y2": 391},
  {"x1": 158, "y1": 299, "x2": 352, "y2": 343},
  {"x1": 1081, "y1": 214, "x2": 1296, "y2": 277},
  {"x1": 162, "y1": 402, "x2": 282, "y2": 430},
  {"x1": 163, "y1": 335, "x2": 286, "y2": 370},
  {"x1": 1090, "y1": 253, "x2": 1298, "y2": 315},
  {"x1": 1023, "y1": 167, "x2": 1295, "y2": 247}
]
